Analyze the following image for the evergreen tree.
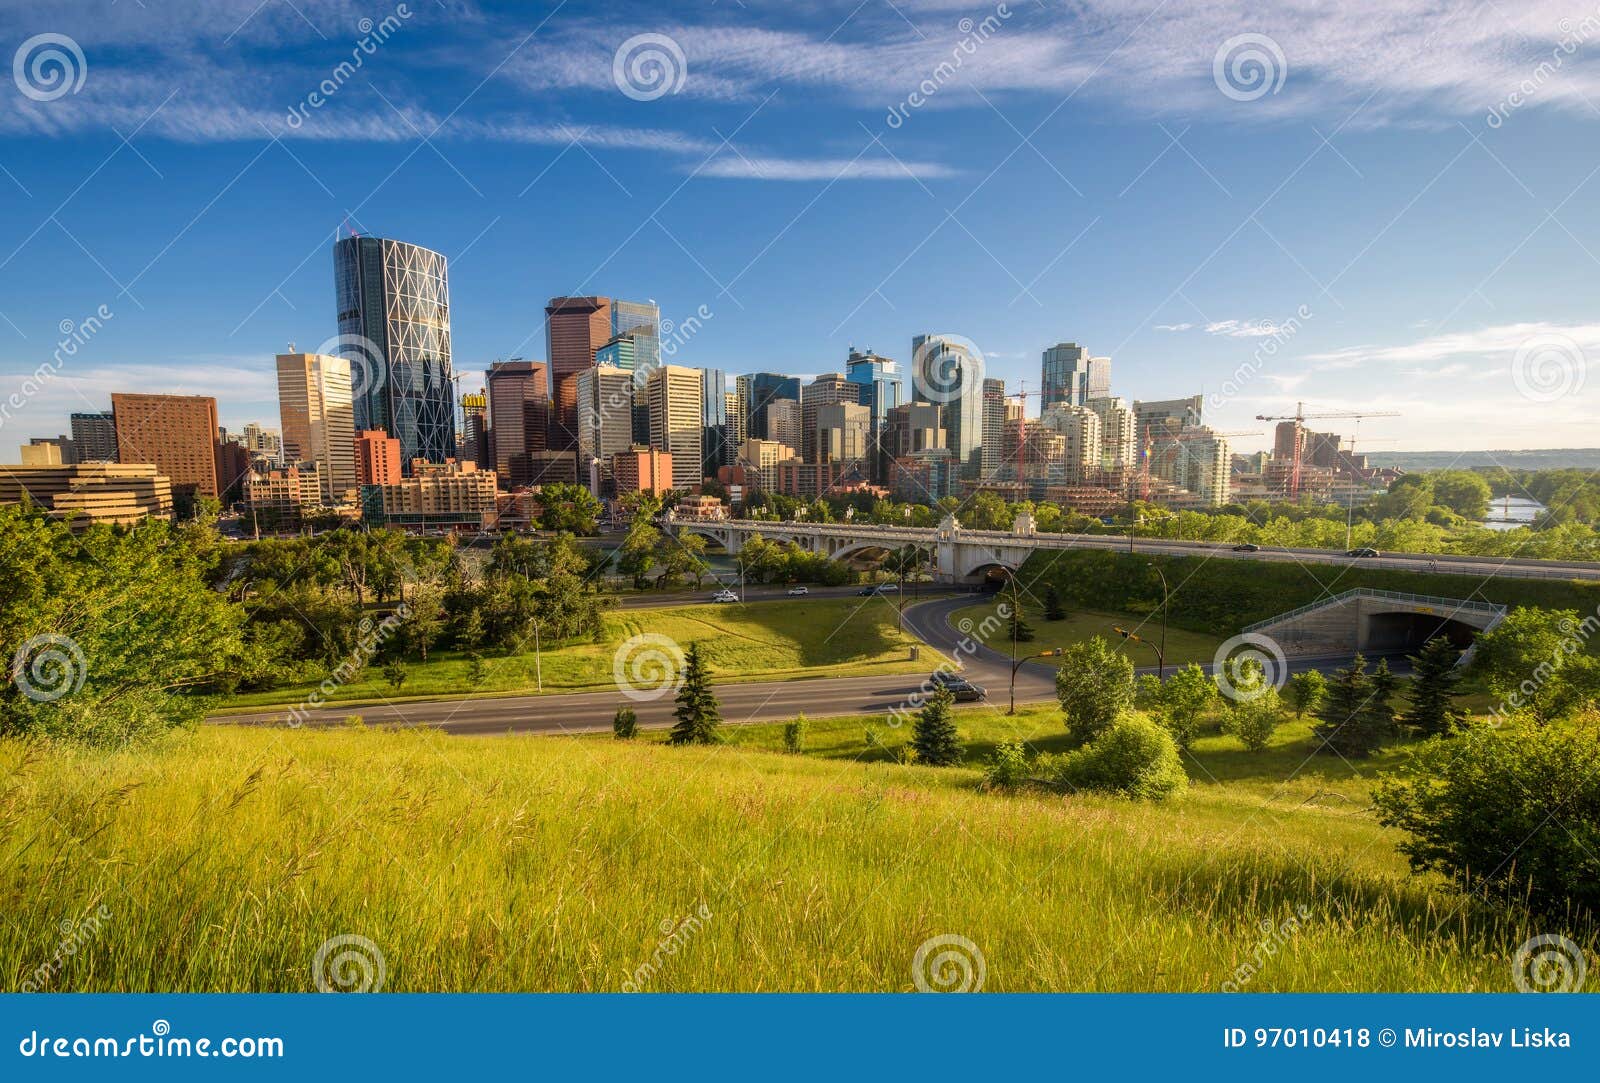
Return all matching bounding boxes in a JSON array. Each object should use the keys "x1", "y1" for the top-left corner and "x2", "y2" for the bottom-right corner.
[
  {"x1": 1312, "y1": 655, "x2": 1387, "y2": 758},
  {"x1": 912, "y1": 686, "x2": 963, "y2": 766},
  {"x1": 612, "y1": 706, "x2": 638, "y2": 740},
  {"x1": 1008, "y1": 606, "x2": 1036, "y2": 643},
  {"x1": 1400, "y1": 637, "x2": 1468, "y2": 737},
  {"x1": 1043, "y1": 584, "x2": 1066, "y2": 621},
  {"x1": 382, "y1": 659, "x2": 408, "y2": 693},
  {"x1": 668, "y1": 642, "x2": 722, "y2": 745},
  {"x1": 1370, "y1": 658, "x2": 1401, "y2": 735}
]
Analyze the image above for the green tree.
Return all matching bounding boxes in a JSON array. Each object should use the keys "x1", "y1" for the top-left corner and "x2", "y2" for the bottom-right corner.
[
  {"x1": 911, "y1": 686, "x2": 963, "y2": 766},
  {"x1": 1374, "y1": 720, "x2": 1600, "y2": 918},
  {"x1": 1288, "y1": 670, "x2": 1326, "y2": 718},
  {"x1": 1055, "y1": 637, "x2": 1135, "y2": 746},
  {"x1": 616, "y1": 520, "x2": 661, "y2": 589},
  {"x1": 1312, "y1": 655, "x2": 1387, "y2": 758},
  {"x1": 466, "y1": 652, "x2": 488, "y2": 688},
  {"x1": 383, "y1": 659, "x2": 408, "y2": 693},
  {"x1": 1008, "y1": 606, "x2": 1035, "y2": 643},
  {"x1": 612, "y1": 706, "x2": 638, "y2": 740},
  {"x1": 783, "y1": 713, "x2": 808, "y2": 754},
  {"x1": 1400, "y1": 637, "x2": 1468, "y2": 737},
  {"x1": 668, "y1": 642, "x2": 722, "y2": 745},
  {"x1": 1221, "y1": 663, "x2": 1283, "y2": 751},
  {"x1": 1156, "y1": 663, "x2": 1214, "y2": 749},
  {"x1": 1048, "y1": 714, "x2": 1187, "y2": 801},
  {"x1": 983, "y1": 739, "x2": 1029, "y2": 790},
  {"x1": 1473, "y1": 607, "x2": 1591, "y2": 725},
  {"x1": 403, "y1": 590, "x2": 445, "y2": 662},
  {"x1": 1369, "y1": 658, "x2": 1401, "y2": 734},
  {"x1": 1133, "y1": 673, "x2": 1163, "y2": 711},
  {"x1": 537, "y1": 483, "x2": 602, "y2": 534},
  {"x1": 1042, "y1": 584, "x2": 1065, "y2": 621}
]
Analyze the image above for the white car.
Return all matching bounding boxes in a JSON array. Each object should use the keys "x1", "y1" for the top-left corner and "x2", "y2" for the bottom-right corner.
[
  {"x1": 787, "y1": 586, "x2": 809, "y2": 595},
  {"x1": 711, "y1": 590, "x2": 739, "y2": 603}
]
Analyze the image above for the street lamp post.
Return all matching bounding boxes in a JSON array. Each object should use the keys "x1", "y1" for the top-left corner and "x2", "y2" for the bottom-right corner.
[
  {"x1": 1011, "y1": 647, "x2": 1065, "y2": 715},
  {"x1": 532, "y1": 619, "x2": 543, "y2": 692},
  {"x1": 1146, "y1": 562, "x2": 1169, "y2": 680},
  {"x1": 1113, "y1": 625, "x2": 1164, "y2": 677}
]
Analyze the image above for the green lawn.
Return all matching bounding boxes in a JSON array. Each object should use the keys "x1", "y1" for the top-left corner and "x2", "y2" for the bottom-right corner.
[
  {"x1": 223, "y1": 598, "x2": 939, "y2": 709},
  {"x1": 951, "y1": 597, "x2": 1229, "y2": 669},
  {"x1": 3, "y1": 711, "x2": 1574, "y2": 992}
]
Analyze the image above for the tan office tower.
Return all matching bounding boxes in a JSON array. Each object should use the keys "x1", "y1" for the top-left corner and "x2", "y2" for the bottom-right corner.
[
  {"x1": 545, "y1": 296, "x2": 611, "y2": 450},
  {"x1": 646, "y1": 365, "x2": 704, "y2": 490},
  {"x1": 576, "y1": 365, "x2": 637, "y2": 489},
  {"x1": 110, "y1": 393, "x2": 221, "y2": 501},
  {"x1": 765, "y1": 398, "x2": 802, "y2": 457},
  {"x1": 275, "y1": 353, "x2": 358, "y2": 503}
]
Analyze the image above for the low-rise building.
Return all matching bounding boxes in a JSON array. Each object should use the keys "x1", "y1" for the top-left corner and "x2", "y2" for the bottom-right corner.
[
  {"x1": 362, "y1": 459, "x2": 499, "y2": 530},
  {"x1": 0, "y1": 462, "x2": 174, "y2": 530}
]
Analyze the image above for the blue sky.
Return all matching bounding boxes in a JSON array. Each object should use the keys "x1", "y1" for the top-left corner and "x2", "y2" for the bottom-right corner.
[{"x1": 2, "y1": 0, "x2": 1599, "y2": 453}]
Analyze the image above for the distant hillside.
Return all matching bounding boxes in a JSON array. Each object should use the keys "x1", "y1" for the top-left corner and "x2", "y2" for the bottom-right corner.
[{"x1": 1368, "y1": 449, "x2": 1600, "y2": 471}]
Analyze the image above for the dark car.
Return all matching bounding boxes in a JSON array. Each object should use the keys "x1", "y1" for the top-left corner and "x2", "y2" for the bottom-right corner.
[
  {"x1": 1347, "y1": 547, "x2": 1380, "y2": 558},
  {"x1": 929, "y1": 671, "x2": 984, "y2": 700},
  {"x1": 943, "y1": 679, "x2": 987, "y2": 702},
  {"x1": 1232, "y1": 543, "x2": 1261, "y2": 552}
]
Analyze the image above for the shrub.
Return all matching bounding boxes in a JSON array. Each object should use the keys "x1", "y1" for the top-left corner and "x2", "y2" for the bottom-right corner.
[
  {"x1": 1156, "y1": 663, "x2": 1214, "y2": 750},
  {"x1": 1055, "y1": 637, "x2": 1135, "y2": 746},
  {"x1": 1133, "y1": 673, "x2": 1163, "y2": 711},
  {"x1": 1288, "y1": 670, "x2": 1326, "y2": 718},
  {"x1": 1048, "y1": 714, "x2": 1187, "y2": 801},
  {"x1": 783, "y1": 713, "x2": 808, "y2": 753},
  {"x1": 983, "y1": 740, "x2": 1029, "y2": 791},
  {"x1": 612, "y1": 706, "x2": 638, "y2": 740},
  {"x1": 382, "y1": 660, "x2": 408, "y2": 693},
  {"x1": 1222, "y1": 684, "x2": 1283, "y2": 752},
  {"x1": 1374, "y1": 720, "x2": 1600, "y2": 919}
]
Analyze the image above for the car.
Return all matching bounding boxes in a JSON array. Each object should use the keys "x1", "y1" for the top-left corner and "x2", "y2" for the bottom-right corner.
[
  {"x1": 857, "y1": 583, "x2": 899, "y2": 596},
  {"x1": 1232, "y1": 543, "x2": 1260, "y2": 552},
  {"x1": 1347, "y1": 547, "x2": 1380, "y2": 558},
  {"x1": 943, "y1": 679, "x2": 987, "y2": 702},
  {"x1": 787, "y1": 585, "x2": 809, "y2": 595},
  {"x1": 711, "y1": 590, "x2": 740, "y2": 603}
]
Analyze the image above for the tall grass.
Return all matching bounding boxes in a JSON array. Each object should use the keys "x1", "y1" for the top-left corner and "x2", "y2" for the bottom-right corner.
[{"x1": 2, "y1": 719, "x2": 1576, "y2": 992}]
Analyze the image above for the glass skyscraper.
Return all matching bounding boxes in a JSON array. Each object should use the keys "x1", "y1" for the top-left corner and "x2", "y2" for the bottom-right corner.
[
  {"x1": 912, "y1": 333, "x2": 985, "y2": 481},
  {"x1": 845, "y1": 348, "x2": 903, "y2": 481},
  {"x1": 744, "y1": 373, "x2": 801, "y2": 440},
  {"x1": 334, "y1": 235, "x2": 455, "y2": 471},
  {"x1": 701, "y1": 368, "x2": 728, "y2": 476},
  {"x1": 611, "y1": 300, "x2": 660, "y2": 372}
]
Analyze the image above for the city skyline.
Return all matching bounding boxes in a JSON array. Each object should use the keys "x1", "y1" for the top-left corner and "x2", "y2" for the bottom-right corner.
[{"x1": 2, "y1": 1, "x2": 1599, "y2": 452}]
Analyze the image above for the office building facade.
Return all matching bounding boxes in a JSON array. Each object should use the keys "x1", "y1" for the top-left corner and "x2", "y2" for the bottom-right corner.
[
  {"x1": 744, "y1": 373, "x2": 801, "y2": 440},
  {"x1": 485, "y1": 360, "x2": 550, "y2": 488},
  {"x1": 110, "y1": 392, "x2": 221, "y2": 502},
  {"x1": 545, "y1": 296, "x2": 611, "y2": 450},
  {"x1": 646, "y1": 365, "x2": 704, "y2": 491},
  {"x1": 69, "y1": 411, "x2": 118, "y2": 463},
  {"x1": 701, "y1": 368, "x2": 728, "y2": 477},
  {"x1": 911, "y1": 333, "x2": 984, "y2": 481},
  {"x1": 275, "y1": 352, "x2": 357, "y2": 503},
  {"x1": 333, "y1": 235, "x2": 455, "y2": 469}
]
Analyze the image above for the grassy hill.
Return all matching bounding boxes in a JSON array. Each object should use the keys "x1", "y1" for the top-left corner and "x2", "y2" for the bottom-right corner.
[{"x1": 3, "y1": 704, "x2": 1577, "y2": 992}]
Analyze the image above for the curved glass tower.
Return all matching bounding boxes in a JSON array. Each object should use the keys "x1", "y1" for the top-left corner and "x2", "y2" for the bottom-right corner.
[{"x1": 334, "y1": 235, "x2": 455, "y2": 471}]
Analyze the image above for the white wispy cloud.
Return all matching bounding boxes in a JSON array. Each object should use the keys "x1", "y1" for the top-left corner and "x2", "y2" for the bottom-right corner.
[
  {"x1": 695, "y1": 155, "x2": 957, "y2": 180},
  {"x1": 1301, "y1": 321, "x2": 1600, "y2": 370}
]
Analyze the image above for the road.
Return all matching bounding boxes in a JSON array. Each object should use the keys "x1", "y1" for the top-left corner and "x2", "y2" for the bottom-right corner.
[{"x1": 214, "y1": 596, "x2": 1373, "y2": 737}]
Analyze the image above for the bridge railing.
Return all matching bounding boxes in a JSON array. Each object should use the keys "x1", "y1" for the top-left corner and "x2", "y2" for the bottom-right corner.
[{"x1": 1242, "y1": 588, "x2": 1508, "y2": 634}]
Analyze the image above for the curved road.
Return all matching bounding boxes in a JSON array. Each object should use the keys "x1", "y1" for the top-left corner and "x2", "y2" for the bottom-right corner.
[
  {"x1": 216, "y1": 596, "x2": 1047, "y2": 737},
  {"x1": 213, "y1": 595, "x2": 1387, "y2": 737}
]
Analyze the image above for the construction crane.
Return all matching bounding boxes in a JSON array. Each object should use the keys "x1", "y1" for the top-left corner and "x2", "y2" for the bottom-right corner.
[{"x1": 1254, "y1": 402, "x2": 1400, "y2": 498}]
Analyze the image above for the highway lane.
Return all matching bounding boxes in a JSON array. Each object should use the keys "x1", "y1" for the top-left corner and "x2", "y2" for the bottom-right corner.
[
  {"x1": 213, "y1": 595, "x2": 1381, "y2": 737},
  {"x1": 216, "y1": 596, "x2": 1006, "y2": 737}
]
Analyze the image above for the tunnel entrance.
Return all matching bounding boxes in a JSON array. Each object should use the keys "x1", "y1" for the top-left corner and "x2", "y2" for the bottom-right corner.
[{"x1": 1363, "y1": 612, "x2": 1479, "y2": 654}]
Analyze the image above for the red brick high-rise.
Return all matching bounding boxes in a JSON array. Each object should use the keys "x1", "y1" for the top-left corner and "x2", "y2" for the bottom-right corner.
[
  {"x1": 544, "y1": 296, "x2": 611, "y2": 451},
  {"x1": 110, "y1": 393, "x2": 221, "y2": 501},
  {"x1": 355, "y1": 429, "x2": 403, "y2": 486}
]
